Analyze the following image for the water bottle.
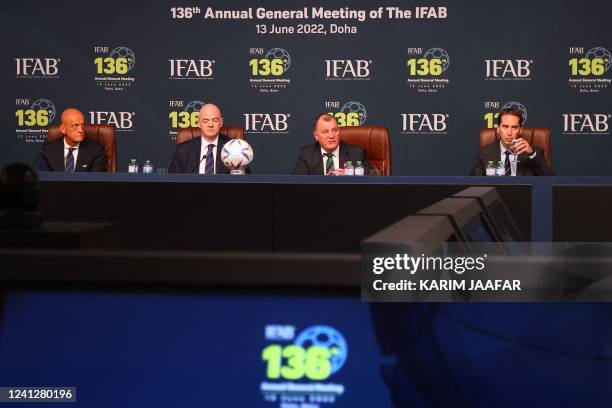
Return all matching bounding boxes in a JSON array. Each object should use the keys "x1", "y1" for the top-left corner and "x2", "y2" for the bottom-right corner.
[
  {"x1": 143, "y1": 160, "x2": 154, "y2": 174},
  {"x1": 128, "y1": 159, "x2": 139, "y2": 173},
  {"x1": 355, "y1": 161, "x2": 365, "y2": 176},
  {"x1": 496, "y1": 160, "x2": 504, "y2": 176},
  {"x1": 485, "y1": 161, "x2": 495, "y2": 176},
  {"x1": 344, "y1": 161, "x2": 354, "y2": 176}
]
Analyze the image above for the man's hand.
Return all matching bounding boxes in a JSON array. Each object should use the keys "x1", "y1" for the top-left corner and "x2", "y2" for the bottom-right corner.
[
  {"x1": 512, "y1": 138, "x2": 534, "y2": 155},
  {"x1": 326, "y1": 168, "x2": 345, "y2": 176}
]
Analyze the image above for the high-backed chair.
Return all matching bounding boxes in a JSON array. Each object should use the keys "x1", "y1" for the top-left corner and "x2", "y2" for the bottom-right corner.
[
  {"x1": 339, "y1": 126, "x2": 392, "y2": 176},
  {"x1": 47, "y1": 124, "x2": 117, "y2": 172},
  {"x1": 479, "y1": 127, "x2": 552, "y2": 169},
  {"x1": 176, "y1": 126, "x2": 245, "y2": 144}
]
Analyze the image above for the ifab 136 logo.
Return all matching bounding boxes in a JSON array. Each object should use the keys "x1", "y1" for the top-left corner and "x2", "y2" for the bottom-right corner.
[
  {"x1": 167, "y1": 100, "x2": 205, "y2": 140},
  {"x1": 260, "y1": 324, "x2": 347, "y2": 407},
  {"x1": 406, "y1": 47, "x2": 450, "y2": 92},
  {"x1": 325, "y1": 101, "x2": 367, "y2": 126},
  {"x1": 483, "y1": 101, "x2": 528, "y2": 128},
  {"x1": 568, "y1": 46, "x2": 611, "y2": 93},
  {"x1": 14, "y1": 98, "x2": 56, "y2": 143},
  {"x1": 93, "y1": 46, "x2": 136, "y2": 91},
  {"x1": 249, "y1": 48, "x2": 291, "y2": 93},
  {"x1": 15, "y1": 58, "x2": 61, "y2": 79}
]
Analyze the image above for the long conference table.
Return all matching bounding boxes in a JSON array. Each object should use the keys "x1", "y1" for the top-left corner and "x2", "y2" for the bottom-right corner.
[{"x1": 31, "y1": 173, "x2": 612, "y2": 251}]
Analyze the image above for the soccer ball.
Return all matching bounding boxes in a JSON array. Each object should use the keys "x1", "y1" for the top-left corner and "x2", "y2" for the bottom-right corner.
[
  {"x1": 220, "y1": 139, "x2": 253, "y2": 170},
  {"x1": 424, "y1": 47, "x2": 450, "y2": 72},
  {"x1": 184, "y1": 100, "x2": 205, "y2": 113},
  {"x1": 110, "y1": 46, "x2": 136, "y2": 71},
  {"x1": 31, "y1": 99, "x2": 56, "y2": 122},
  {"x1": 585, "y1": 47, "x2": 612, "y2": 73},
  {"x1": 265, "y1": 48, "x2": 291, "y2": 73},
  {"x1": 294, "y1": 325, "x2": 348, "y2": 374},
  {"x1": 340, "y1": 101, "x2": 367, "y2": 125},
  {"x1": 502, "y1": 101, "x2": 528, "y2": 124}
]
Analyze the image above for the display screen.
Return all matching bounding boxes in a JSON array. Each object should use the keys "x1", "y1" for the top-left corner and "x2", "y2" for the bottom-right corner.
[{"x1": 1, "y1": 289, "x2": 610, "y2": 407}]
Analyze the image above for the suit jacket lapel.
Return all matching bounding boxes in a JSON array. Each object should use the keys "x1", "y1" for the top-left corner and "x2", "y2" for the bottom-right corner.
[
  {"x1": 75, "y1": 139, "x2": 89, "y2": 172},
  {"x1": 191, "y1": 137, "x2": 202, "y2": 173},
  {"x1": 311, "y1": 143, "x2": 324, "y2": 175},
  {"x1": 49, "y1": 139, "x2": 65, "y2": 171}
]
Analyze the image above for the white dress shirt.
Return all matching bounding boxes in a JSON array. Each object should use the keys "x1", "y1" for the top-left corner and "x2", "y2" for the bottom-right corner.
[
  {"x1": 63, "y1": 138, "x2": 80, "y2": 169},
  {"x1": 199, "y1": 136, "x2": 219, "y2": 174},
  {"x1": 320, "y1": 145, "x2": 340, "y2": 175}
]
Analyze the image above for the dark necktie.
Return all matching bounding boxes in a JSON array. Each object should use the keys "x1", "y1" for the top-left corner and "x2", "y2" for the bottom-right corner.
[
  {"x1": 204, "y1": 144, "x2": 215, "y2": 174},
  {"x1": 65, "y1": 147, "x2": 75, "y2": 173},
  {"x1": 504, "y1": 151, "x2": 511, "y2": 176},
  {"x1": 324, "y1": 153, "x2": 334, "y2": 174}
]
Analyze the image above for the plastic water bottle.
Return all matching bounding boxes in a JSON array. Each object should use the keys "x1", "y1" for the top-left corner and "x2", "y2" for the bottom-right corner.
[
  {"x1": 496, "y1": 160, "x2": 504, "y2": 176},
  {"x1": 143, "y1": 160, "x2": 154, "y2": 174},
  {"x1": 344, "y1": 161, "x2": 354, "y2": 176},
  {"x1": 128, "y1": 159, "x2": 139, "y2": 173},
  {"x1": 485, "y1": 161, "x2": 495, "y2": 176},
  {"x1": 355, "y1": 161, "x2": 365, "y2": 176}
]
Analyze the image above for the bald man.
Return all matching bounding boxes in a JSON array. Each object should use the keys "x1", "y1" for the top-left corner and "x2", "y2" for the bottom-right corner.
[
  {"x1": 169, "y1": 103, "x2": 232, "y2": 174},
  {"x1": 36, "y1": 108, "x2": 106, "y2": 172}
]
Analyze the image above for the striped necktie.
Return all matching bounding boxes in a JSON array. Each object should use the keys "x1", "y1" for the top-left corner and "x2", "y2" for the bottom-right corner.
[
  {"x1": 204, "y1": 144, "x2": 215, "y2": 174},
  {"x1": 504, "y1": 151, "x2": 511, "y2": 176},
  {"x1": 65, "y1": 147, "x2": 75, "y2": 173},
  {"x1": 324, "y1": 153, "x2": 334, "y2": 174}
]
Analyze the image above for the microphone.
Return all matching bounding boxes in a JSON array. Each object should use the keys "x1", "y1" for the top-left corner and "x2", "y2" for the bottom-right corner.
[
  {"x1": 192, "y1": 153, "x2": 207, "y2": 174},
  {"x1": 470, "y1": 152, "x2": 486, "y2": 176}
]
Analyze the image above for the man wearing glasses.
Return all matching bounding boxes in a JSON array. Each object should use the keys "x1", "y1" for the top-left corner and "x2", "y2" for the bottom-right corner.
[
  {"x1": 36, "y1": 108, "x2": 106, "y2": 172},
  {"x1": 169, "y1": 103, "x2": 232, "y2": 174}
]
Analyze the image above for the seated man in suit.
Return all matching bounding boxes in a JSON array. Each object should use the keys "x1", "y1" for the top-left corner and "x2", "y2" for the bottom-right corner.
[
  {"x1": 293, "y1": 113, "x2": 370, "y2": 175},
  {"x1": 169, "y1": 103, "x2": 232, "y2": 174},
  {"x1": 472, "y1": 106, "x2": 551, "y2": 176},
  {"x1": 36, "y1": 108, "x2": 106, "y2": 172}
]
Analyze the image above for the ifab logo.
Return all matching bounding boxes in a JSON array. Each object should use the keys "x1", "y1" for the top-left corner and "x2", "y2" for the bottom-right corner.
[
  {"x1": 325, "y1": 101, "x2": 367, "y2": 126},
  {"x1": 260, "y1": 324, "x2": 348, "y2": 404},
  {"x1": 483, "y1": 101, "x2": 528, "y2": 128},
  {"x1": 249, "y1": 48, "x2": 291, "y2": 93},
  {"x1": 169, "y1": 59, "x2": 215, "y2": 79},
  {"x1": 568, "y1": 46, "x2": 611, "y2": 93},
  {"x1": 14, "y1": 98, "x2": 56, "y2": 142},
  {"x1": 562, "y1": 114, "x2": 610, "y2": 134},
  {"x1": 401, "y1": 114, "x2": 448, "y2": 134},
  {"x1": 93, "y1": 46, "x2": 136, "y2": 91},
  {"x1": 15, "y1": 98, "x2": 56, "y2": 128},
  {"x1": 406, "y1": 47, "x2": 450, "y2": 92},
  {"x1": 89, "y1": 111, "x2": 135, "y2": 131},
  {"x1": 15, "y1": 58, "x2": 60, "y2": 78},
  {"x1": 325, "y1": 59, "x2": 371, "y2": 80},
  {"x1": 168, "y1": 100, "x2": 205, "y2": 139},
  {"x1": 244, "y1": 113, "x2": 290, "y2": 134},
  {"x1": 485, "y1": 59, "x2": 532, "y2": 80}
]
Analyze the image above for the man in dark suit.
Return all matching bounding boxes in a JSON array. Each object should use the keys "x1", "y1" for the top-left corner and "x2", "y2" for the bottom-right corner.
[
  {"x1": 169, "y1": 103, "x2": 232, "y2": 174},
  {"x1": 293, "y1": 113, "x2": 370, "y2": 175},
  {"x1": 36, "y1": 108, "x2": 106, "y2": 172},
  {"x1": 472, "y1": 107, "x2": 551, "y2": 176}
]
